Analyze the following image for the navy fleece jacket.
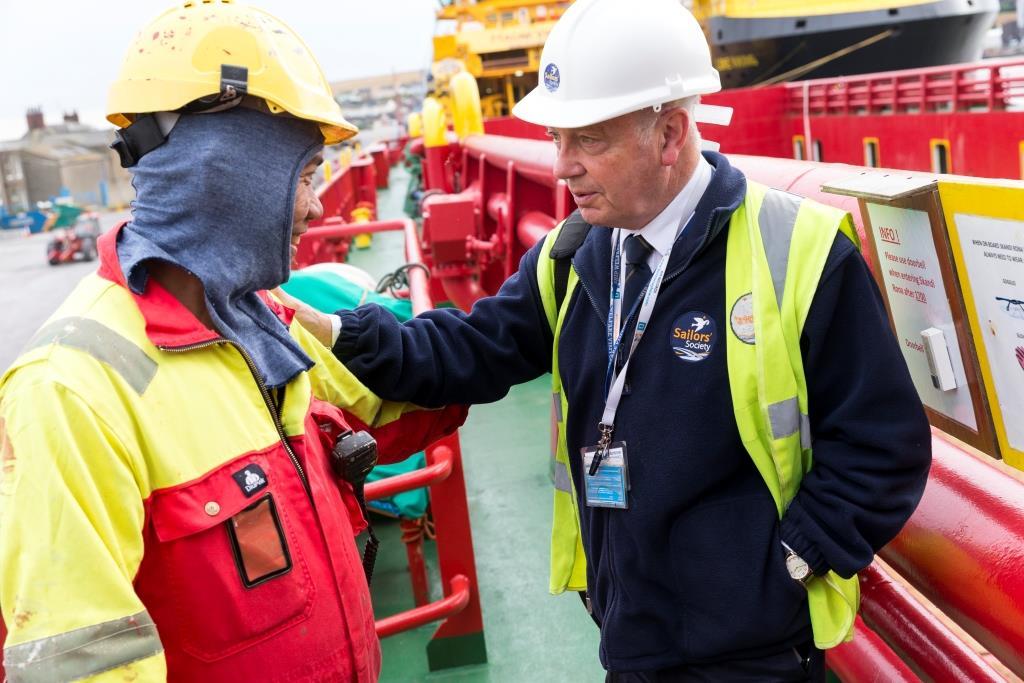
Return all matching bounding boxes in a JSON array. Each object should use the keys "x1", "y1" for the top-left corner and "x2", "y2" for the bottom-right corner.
[{"x1": 333, "y1": 152, "x2": 932, "y2": 670}]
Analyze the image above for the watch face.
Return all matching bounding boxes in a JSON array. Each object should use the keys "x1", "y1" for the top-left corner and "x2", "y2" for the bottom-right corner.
[{"x1": 786, "y1": 553, "x2": 811, "y2": 581}]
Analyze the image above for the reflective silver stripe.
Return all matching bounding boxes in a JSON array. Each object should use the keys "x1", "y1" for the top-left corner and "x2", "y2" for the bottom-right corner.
[
  {"x1": 554, "y1": 460, "x2": 573, "y2": 493},
  {"x1": 5, "y1": 611, "x2": 163, "y2": 683},
  {"x1": 552, "y1": 392, "x2": 563, "y2": 422},
  {"x1": 757, "y1": 190, "x2": 803, "y2": 308},
  {"x1": 25, "y1": 317, "x2": 157, "y2": 395},
  {"x1": 768, "y1": 397, "x2": 800, "y2": 440},
  {"x1": 800, "y1": 413, "x2": 812, "y2": 450}
]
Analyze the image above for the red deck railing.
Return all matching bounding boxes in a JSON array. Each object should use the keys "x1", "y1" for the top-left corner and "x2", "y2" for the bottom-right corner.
[
  {"x1": 784, "y1": 57, "x2": 1024, "y2": 116},
  {"x1": 697, "y1": 57, "x2": 1024, "y2": 179}
]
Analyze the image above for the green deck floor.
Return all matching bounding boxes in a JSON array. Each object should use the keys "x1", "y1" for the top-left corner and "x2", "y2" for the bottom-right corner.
[{"x1": 344, "y1": 167, "x2": 603, "y2": 682}]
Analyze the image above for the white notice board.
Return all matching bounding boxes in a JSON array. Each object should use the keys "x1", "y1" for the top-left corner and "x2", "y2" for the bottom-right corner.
[
  {"x1": 866, "y1": 203, "x2": 977, "y2": 429},
  {"x1": 953, "y1": 214, "x2": 1024, "y2": 452}
]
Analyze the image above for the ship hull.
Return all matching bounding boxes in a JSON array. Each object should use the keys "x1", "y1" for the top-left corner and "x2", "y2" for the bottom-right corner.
[{"x1": 710, "y1": 0, "x2": 999, "y2": 88}]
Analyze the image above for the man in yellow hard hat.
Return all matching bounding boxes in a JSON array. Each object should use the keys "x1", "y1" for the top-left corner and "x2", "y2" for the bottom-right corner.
[{"x1": 0, "y1": 3, "x2": 465, "y2": 681}]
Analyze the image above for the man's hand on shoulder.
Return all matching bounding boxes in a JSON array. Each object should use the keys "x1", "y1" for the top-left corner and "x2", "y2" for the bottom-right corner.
[{"x1": 271, "y1": 287, "x2": 338, "y2": 347}]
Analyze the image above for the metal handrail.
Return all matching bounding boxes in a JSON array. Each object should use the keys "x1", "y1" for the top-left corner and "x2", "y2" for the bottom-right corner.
[
  {"x1": 375, "y1": 575, "x2": 471, "y2": 638},
  {"x1": 365, "y1": 446, "x2": 454, "y2": 500}
]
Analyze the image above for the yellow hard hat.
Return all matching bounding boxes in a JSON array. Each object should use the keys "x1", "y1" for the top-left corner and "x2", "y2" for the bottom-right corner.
[{"x1": 106, "y1": 0, "x2": 357, "y2": 146}]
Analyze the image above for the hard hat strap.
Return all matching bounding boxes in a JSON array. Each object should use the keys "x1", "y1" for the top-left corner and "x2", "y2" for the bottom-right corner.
[
  {"x1": 180, "y1": 65, "x2": 250, "y2": 115},
  {"x1": 111, "y1": 114, "x2": 168, "y2": 168}
]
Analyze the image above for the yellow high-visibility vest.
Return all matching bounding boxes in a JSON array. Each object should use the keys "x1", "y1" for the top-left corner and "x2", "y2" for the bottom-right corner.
[{"x1": 536, "y1": 180, "x2": 861, "y2": 649}]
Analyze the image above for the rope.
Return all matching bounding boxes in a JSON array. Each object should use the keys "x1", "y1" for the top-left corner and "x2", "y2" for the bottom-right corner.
[
  {"x1": 376, "y1": 262, "x2": 431, "y2": 297},
  {"x1": 400, "y1": 516, "x2": 437, "y2": 545},
  {"x1": 755, "y1": 29, "x2": 896, "y2": 87}
]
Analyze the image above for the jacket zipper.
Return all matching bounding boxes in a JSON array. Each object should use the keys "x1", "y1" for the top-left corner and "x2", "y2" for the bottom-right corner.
[
  {"x1": 161, "y1": 338, "x2": 313, "y2": 501},
  {"x1": 573, "y1": 258, "x2": 607, "y2": 323},
  {"x1": 599, "y1": 513, "x2": 618, "y2": 664}
]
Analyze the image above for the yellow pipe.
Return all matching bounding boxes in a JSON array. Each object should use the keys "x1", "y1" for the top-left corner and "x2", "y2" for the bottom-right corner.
[
  {"x1": 451, "y1": 71, "x2": 485, "y2": 141},
  {"x1": 504, "y1": 75, "x2": 515, "y2": 117},
  {"x1": 407, "y1": 112, "x2": 423, "y2": 139},
  {"x1": 351, "y1": 205, "x2": 373, "y2": 250},
  {"x1": 323, "y1": 160, "x2": 333, "y2": 184},
  {"x1": 422, "y1": 96, "x2": 448, "y2": 149}
]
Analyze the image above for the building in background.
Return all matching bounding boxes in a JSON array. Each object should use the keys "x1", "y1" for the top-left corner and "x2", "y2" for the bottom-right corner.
[
  {"x1": 0, "y1": 141, "x2": 30, "y2": 212},
  {"x1": 331, "y1": 70, "x2": 427, "y2": 146},
  {"x1": 0, "y1": 109, "x2": 133, "y2": 212}
]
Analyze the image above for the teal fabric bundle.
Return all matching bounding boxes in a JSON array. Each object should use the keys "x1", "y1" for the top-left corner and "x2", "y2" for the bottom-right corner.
[
  {"x1": 283, "y1": 265, "x2": 426, "y2": 519},
  {"x1": 283, "y1": 267, "x2": 413, "y2": 321}
]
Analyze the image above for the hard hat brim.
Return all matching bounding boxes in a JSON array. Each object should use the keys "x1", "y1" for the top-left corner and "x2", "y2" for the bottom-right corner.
[{"x1": 512, "y1": 76, "x2": 721, "y2": 130}]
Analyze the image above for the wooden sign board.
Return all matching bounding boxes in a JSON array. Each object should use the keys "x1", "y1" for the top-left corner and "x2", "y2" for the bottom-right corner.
[{"x1": 823, "y1": 173, "x2": 999, "y2": 457}]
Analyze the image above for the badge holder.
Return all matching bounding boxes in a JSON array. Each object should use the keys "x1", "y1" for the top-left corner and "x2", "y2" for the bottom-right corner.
[{"x1": 582, "y1": 441, "x2": 630, "y2": 509}]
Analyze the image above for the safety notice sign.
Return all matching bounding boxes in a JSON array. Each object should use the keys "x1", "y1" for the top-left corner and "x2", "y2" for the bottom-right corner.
[
  {"x1": 866, "y1": 203, "x2": 977, "y2": 429},
  {"x1": 953, "y1": 213, "x2": 1024, "y2": 452}
]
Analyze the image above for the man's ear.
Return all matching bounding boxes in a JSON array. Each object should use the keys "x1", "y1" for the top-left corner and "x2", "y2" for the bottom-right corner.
[{"x1": 660, "y1": 107, "x2": 690, "y2": 167}]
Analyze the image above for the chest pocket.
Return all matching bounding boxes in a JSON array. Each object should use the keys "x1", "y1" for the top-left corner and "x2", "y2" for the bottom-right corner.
[{"x1": 144, "y1": 450, "x2": 314, "y2": 662}]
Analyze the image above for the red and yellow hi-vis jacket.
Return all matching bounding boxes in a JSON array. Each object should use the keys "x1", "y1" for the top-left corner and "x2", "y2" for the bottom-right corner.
[{"x1": 0, "y1": 226, "x2": 467, "y2": 682}]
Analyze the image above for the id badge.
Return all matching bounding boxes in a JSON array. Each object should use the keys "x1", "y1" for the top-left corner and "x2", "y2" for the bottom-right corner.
[{"x1": 581, "y1": 441, "x2": 629, "y2": 509}]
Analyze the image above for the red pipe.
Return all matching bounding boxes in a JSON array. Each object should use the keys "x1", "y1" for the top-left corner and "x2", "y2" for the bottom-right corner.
[
  {"x1": 298, "y1": 217, "x2": 435, "y2": 316},
  {"x1": 375, "y1": 574, "x2": 471, "y2": 638},
  {"x1": 487, "y1": 192, "x2": 509, "y2": 224},
  {"x1": 879, "y1": 432, "x2": 1024, "y2": 676},
  {"x1": 401, "y1": 219, "x2": 433, "y2": 316},
  {"x1": 440, "y1": 276, "x2": 484, "y2": 313},
  {"x1": 364, "y1": 446, "x2": 453, "y2": 501},
  {"x1": 424, "y1": 146, "x2": 451, "y2": 193},
  {"x1": 517, "y1": 211, "x2": 557, "y2": 250},
  {"x1": 302, "y1": 218, "x2": 410, "y2": 239},
  {"x1": 400, "y1": 519, "x2": 431, "y2": 608},
  {"x1": 464, "y1": 135, "x2": 560, "y2": 189},
  {"x1": 827, "y1": 616, "x2": 920, "y2": 682},
  {"x1": 728, "y1": 155, "x2": 872, "y2": 264},
  {"x1": 859, "y1": 562, "x2": 1004, "y2": 681}
]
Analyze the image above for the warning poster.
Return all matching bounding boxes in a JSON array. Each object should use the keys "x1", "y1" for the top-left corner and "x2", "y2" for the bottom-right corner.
[
  {"x1": 866, "y1": 203, "x2": 977, "y2": 429},
  {"x1": 954, "y1": 213, "x2": 1024, "y2": 452}
]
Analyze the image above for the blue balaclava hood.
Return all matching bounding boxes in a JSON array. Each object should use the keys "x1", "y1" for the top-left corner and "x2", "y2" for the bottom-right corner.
[{"x1": 118, "y1": 107, "x2": 323, "y2": 387}]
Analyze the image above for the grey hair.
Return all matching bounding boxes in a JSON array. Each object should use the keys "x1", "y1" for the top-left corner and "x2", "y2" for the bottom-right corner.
[{"x1": 635, "y1": 95, "x2": 701, "y2": 148}]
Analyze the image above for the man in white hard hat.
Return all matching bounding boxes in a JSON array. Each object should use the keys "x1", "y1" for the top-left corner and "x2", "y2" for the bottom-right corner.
[{"x1": 298, "y1": 0, "x2": 931, "y2": 679}]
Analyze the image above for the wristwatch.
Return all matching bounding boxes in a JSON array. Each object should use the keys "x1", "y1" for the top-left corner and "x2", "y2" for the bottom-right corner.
[{"x1": 781, "y1": 541, "x2": 814, "y2": 585}]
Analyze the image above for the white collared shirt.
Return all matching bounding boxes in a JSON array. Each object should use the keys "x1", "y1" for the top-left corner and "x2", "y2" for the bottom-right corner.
[{"x1": 612, "y1": 155, "x2": 714, "y2": 273}]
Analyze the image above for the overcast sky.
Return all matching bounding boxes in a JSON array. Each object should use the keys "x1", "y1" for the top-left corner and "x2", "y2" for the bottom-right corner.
[{"x1": 0, "y1": 0, "x2": 438, "y2": 140}]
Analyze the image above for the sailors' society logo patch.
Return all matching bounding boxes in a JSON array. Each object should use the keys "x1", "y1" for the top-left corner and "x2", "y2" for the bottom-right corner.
[
  {"x1": 543, "y1": 63, "x2": 560, "y2": 92},
  {"x1": 730, "y1": 293, "x2": 755, "y2": 344},
  {"x1": 671, "y1": 311, "x2": 717, "y2": 362}
]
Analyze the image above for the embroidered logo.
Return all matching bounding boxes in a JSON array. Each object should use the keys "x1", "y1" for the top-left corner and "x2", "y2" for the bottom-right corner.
[
  {"x1": 671, "y1": 311, "x2": 717, "y2": 362},
  {"x1": 232, "y1": 464, "x2": 268, "y2": 497},
  {"x1": 543, "y1": 63, "x2": 561, "y2": 92},
  {"x1": 730, "y1": 293, "x2": 755, "y2": 344}
]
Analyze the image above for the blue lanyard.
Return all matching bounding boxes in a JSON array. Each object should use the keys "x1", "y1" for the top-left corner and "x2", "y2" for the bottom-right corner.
[
  {"x1": 602, "y1": 229, "x2": 673, "y2": 407},
  {"x1": 601, "y1": 212, "x2": 696, "y2": 430},
  {"x1": 604, "y1": 233, "x2": 649, "y2": 397}
]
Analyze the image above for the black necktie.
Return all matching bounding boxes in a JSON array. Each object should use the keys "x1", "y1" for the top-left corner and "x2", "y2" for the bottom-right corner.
[
  {"x1": 615, "y1": 234, "x2": 655, "y2": 378},
  {"x1": 622, "y1": 233, "x2": 654, "y2": 314}
]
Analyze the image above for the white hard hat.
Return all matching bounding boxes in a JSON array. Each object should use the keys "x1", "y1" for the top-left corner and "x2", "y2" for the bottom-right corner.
[{"x1": 513, "y1": 0, "x2": 722, "y2": 129}]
